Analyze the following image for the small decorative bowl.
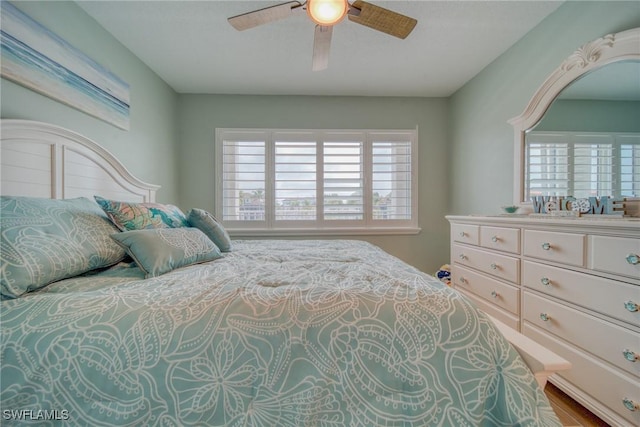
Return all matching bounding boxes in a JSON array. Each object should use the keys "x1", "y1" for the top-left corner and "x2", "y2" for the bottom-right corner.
[{"x1": 502, "y1": 205, "x2": 519, "y2": 214}]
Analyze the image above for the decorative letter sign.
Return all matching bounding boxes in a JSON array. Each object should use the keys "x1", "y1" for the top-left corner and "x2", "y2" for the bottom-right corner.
[{"x1": 532, "y1": 196, "x2": 625, "y2": 216}]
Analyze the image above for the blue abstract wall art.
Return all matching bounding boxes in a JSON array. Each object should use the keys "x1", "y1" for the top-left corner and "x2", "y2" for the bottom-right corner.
[{"x1": 0, "y1": 2, "x2": 130, "y2": 130}]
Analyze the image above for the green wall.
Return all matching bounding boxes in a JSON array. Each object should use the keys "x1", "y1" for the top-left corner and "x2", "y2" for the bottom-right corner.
[
  {"x1": 177, "y1": 95, "x2": 450, "y2": 273},
  {"x1": 448, "y1": 1, "x2": 640, "y2": 215},
  {"x1": 0, "y1": 1, "x2": 180, "y2": 203}
]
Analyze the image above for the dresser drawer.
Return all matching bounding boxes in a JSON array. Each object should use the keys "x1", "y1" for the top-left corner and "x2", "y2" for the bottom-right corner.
[
  {"x1": 525, "y1": 324, "x2": 640, "y2": 427},
  {"x1": 523, "y1": 260, "x2": 640, "y2": 327},
  {"x1": 524, "y1": 291, "x2": 640, "y2": 378},
  {"x1": 453, "y1": 265, "x2": 519, "y2": 314},
  {"x1": 455, "y1": 287, "x2": 520, "y2": 330},
  {"x1": 589, "y1": 235, "x2": 640, "y2": 281},
  {"x1": 452, "y1": 244, "x2": 520, "y2": 283},
  {"x1": 523, "y1": 230, "x2": 586, "y2": 267},
  {"x1": 451, "y1": 223, "x2": 480, "y2": 245},
  {"x1": 480, "y1": 226, "x2": 520, "y2": 254}
]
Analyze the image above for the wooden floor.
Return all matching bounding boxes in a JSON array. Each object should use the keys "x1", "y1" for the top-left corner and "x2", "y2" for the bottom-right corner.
[{"x1": 545, "y1": 383, "x2": 610, "y2": 427}]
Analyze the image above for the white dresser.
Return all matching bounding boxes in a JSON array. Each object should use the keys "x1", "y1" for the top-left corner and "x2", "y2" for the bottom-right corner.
[{"x1": 446, "y1": 215, "x2": 640, "y2": 427}]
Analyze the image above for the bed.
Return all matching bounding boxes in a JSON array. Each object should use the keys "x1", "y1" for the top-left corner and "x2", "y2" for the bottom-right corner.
[{"x1": 1, "y1": 120, "x2": 568, "y2": 426}]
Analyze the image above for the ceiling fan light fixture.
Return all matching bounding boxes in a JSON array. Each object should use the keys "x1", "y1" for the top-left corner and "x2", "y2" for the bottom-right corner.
[{"x1": 307, "y1": 0, "x2": 348, "y2": 26}]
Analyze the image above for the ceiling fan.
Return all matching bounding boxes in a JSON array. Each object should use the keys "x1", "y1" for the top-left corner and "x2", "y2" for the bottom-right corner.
[{"x1": 228, "y1": 0, "x2": 417, "y2": 71}]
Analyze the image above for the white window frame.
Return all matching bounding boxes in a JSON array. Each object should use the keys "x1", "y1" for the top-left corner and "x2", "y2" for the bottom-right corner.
[
  {"x1": 215, "y1": 128, "x2": 419, "y2": 236},
  {"x1": 525, "y1": 131, "x2": 640, "y2": 200}
]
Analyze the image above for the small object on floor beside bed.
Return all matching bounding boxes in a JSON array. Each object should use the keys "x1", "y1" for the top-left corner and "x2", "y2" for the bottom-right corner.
[{"x1": 436, "y1": 263, "x2": 451, "y2": 285}]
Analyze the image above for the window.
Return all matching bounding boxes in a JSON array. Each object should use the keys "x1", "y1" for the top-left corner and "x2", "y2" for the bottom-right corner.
[
  {"x1": 525, "y1": 132, "x2": 640, "y2": 200},
  {"x1": 216, "y1": 129, "x2": 418, "y2": 235}
]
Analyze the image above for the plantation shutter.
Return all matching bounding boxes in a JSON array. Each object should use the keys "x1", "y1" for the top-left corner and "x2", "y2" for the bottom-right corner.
[
  {"x1": 221, "y1": 131, "x2": 267, "y2": 223},
  {"x1": 216, "y1": 128, "x2": 418, "y2": 233},
  {"x1": 526, "y1": 133, "x2": 570, "y2": 198},
  {"x1": 371, "y1": 135, "x2": 412, "y2": 221},
  {"x1": 619, "y1": 134, "x2": 640, "y2": 197},
  {"x1": 572, "y1": 134, "x2": 613, "y2": 198},
  {"x1": 322, "y1": 133, "x2": 364, "y2": 221},
  {"x1": 526, "y1": 131, "x2": 640, "y2": 200},
  {"x1": 274, "y1": 132, "x2": 317, "y2": 221}
]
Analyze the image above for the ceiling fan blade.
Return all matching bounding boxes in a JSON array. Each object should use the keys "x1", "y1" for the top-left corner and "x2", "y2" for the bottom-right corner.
[
  {"x1": 348, "y1": 0, "x2": 417, "y2": 39},
  {"x1": 312, "y1": 25, "x2": 333, "y2": 71},
  {"x1": 228, "y1": 1, "x2": 302, "y2": 31}
]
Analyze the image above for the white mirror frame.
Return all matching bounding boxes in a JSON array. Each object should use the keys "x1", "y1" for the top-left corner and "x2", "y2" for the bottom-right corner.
[{"x1": 508, "y1": 27, "x2": 640, "y2": 208}]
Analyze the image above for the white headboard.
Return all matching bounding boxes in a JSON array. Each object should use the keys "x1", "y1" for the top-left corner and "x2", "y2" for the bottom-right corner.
[{"x1": 1, "y1": 120, "x2": 158, "y2": 202}]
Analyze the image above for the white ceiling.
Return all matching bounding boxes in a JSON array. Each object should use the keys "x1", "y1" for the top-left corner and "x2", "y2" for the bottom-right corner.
[{"x1": 76, "y1": 0, "x2": 564, "y2": 97}]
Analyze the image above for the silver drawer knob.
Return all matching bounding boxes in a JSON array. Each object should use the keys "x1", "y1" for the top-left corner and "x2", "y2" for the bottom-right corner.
[
  {"x1": 539, "y1": 313, "x2": 550, "y2": 322},
  {"x1": 622, "y1": 398, "x2": 639, "y2": 412},
  {"x1": 490, "y1": 263, "x2": 498, "y2": 270},
  {"x1": 491, "y1": 236, "x2": 499, "y2": 243},
  {"x1": 623, "y1": 349, "x2": 639, "y2": 363},
  {"x1": 490, "y1": 290, "x2": 499, "y2": 299},
  {"x1": 626, "y1": 253, "x2": 640, "y2": 265},
  {"x1": 541, "y1": 242, "x2": 551, "y2": 251},
  {"x1": 540, "y1": 277, "x2": 551, "y2": 286},
  {"x1": 459, "y1": 231, "x2": 466, "y2": 237},
  {"x1": 624, "y1": 301, "x2": 639, "y2": 313},
  {"x1": 459, "y1": 276, "x2": 468, "y2": 284},
  {"x1": 459, "y1": 254, "x2": 467, "y2": 261}
]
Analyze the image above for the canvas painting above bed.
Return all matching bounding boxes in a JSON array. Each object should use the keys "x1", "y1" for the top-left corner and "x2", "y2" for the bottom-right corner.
[
  {"x1": 0, "y1": 119, "x2": 565, "y2": 426},
  {"x1": 0, "y1": 2, "x2": 130, "y2": 130}
]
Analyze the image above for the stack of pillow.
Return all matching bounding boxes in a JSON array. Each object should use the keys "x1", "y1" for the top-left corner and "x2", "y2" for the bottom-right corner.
[
  {"x1": 94, "y1": 196, "x2": 231, "y2": 279},
  {"x1": 0, "y1": 195, "x2": 232, "y2": 299}
]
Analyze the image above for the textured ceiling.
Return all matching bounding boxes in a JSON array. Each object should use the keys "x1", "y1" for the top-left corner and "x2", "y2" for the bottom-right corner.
[{"x1": 77, "y1": 1, "x2": 564, "y2": 96}]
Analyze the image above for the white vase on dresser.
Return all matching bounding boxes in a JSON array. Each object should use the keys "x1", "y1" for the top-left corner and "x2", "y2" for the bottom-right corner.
[{"x1": 446, "y1": 215, "x2": 640, "y2": 427}]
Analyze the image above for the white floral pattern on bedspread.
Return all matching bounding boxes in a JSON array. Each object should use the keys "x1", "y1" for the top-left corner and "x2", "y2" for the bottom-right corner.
[{"x1": 0, "y1": 240, "x2": 560, "y2": 426}]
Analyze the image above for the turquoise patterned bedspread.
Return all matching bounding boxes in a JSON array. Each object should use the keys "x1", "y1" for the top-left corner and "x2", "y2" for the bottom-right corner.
[{"x1": 1, "y1": 240, "x2": 560, "y2": 426}]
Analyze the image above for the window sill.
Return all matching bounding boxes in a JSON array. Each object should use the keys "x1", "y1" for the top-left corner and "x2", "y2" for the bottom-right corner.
[{"x1": 227, "y1": 227, "x2": 422, "y2": 237}]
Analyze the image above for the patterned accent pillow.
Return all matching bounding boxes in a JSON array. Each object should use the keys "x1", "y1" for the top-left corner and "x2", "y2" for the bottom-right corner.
[
  {"x1": 110, "y1": 228, "x2": 222, "y2": 278},
  {"x1": 187, "y1": 208, "x2": 232, "y2": 252},
  {"x1": 94, "y1": 196, "x2": 189, "y2": 231},
  {"x1": 1, "y1": 196, "x2": 126, "y2": 299}
]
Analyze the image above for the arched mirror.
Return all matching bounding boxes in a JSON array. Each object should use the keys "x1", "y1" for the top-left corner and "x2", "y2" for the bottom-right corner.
[{"x1": 509, "y1": 27, "x2": 640, "y2": 213}]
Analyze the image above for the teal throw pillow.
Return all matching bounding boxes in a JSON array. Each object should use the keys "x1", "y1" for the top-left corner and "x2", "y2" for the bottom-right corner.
[
  {"x1": 187, "y1": 209, "x2": 232, "y2": 252},
  {"x1": 1, "y1": 196, "x2": 126, "y2": 299},
  {"x1": 95, "y1": 196, "x2": 189, "y2": 231},
  {"x1": 110, "y1": 228, "x2": 222, "y2": 278}
]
